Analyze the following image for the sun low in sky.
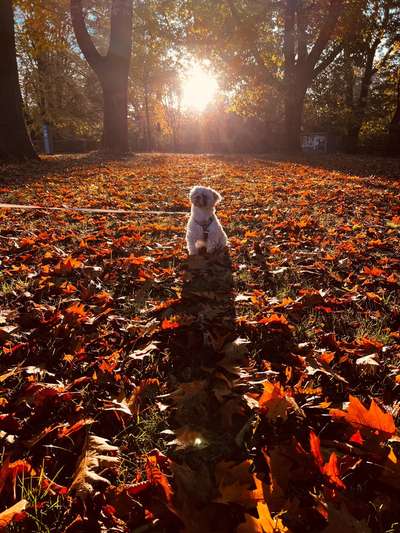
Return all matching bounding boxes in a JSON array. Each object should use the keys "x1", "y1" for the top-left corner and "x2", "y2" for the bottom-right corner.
[{"x1": 181, "y1": 63, "x2": 219, "y2": 112}]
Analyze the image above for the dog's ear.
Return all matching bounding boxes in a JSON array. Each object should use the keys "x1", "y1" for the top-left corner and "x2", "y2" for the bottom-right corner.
[
  {"x1": 189, "y1": 186, "x2": 199, "y2": 202},
  {"x1": 212, "y1": 190, "x2": 222, "y2": 204}
]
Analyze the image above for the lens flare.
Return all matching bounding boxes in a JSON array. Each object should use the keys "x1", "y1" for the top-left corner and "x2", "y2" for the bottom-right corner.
[{"x1": 181, "y1": 63, "x2": 218, "y2": 112}]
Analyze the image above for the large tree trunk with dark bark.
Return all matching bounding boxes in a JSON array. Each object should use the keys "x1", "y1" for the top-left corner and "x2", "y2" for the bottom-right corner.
[
  {"x1": 70, "y1": 0, "x2": 132, "y2": 154},
  {"x1": 226, "y1": 0, "x2": 343, "y2": 153},
  {"x1": 344, "y1": 40, "x2": 379, "y2": 153},
  {"x1": 344, "y1": 125, "x2": 362, "y2": 153},
  {"x1": 389, "y1": 72, "x2": 400, "y2": 156},
  {"x1": 283, "y1": 86, "x2": 307, "y2": 152},
  {"x1": 280, "y1": 0, "x2": 343, "y2": 152},
  {"x1": 0, "y1": 0, "x2": 37, "y2": 161},
  {"x1": 102, "y1": 75, "x2": 129, "y2": 153}
]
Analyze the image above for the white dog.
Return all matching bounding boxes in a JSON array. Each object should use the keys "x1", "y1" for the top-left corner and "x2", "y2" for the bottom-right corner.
[{"x1": 186, "y1": 185, "x2": 228, "y2": 255}]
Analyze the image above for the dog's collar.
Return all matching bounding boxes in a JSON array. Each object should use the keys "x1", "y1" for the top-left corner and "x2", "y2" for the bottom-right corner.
[
  {"x1": 194, "y1": 216, "x2": 214, "y2": 230},
  {"x1": 194, "y1": 215, "x2": 214, "y2": 241}
]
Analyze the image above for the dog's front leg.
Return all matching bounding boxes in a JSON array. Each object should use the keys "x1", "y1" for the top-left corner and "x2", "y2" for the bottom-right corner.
[{"x1": 206, "y1": 235, "x2": 218, "y2": 254}]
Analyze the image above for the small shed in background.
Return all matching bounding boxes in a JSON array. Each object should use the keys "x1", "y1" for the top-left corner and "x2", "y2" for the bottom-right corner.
[{"x1": 301, "y1": 132, "x2": 341, "y2": 153}]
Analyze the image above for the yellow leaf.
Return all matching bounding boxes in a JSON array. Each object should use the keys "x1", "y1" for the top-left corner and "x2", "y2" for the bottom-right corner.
[{"x1": 257, "y1": 501, "x2": 288, "y2": 532}]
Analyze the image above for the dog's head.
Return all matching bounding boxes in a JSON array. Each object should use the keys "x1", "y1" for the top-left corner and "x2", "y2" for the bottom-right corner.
[{"x1": 189, "y1": 186, "x2": 222, "y2": 209}]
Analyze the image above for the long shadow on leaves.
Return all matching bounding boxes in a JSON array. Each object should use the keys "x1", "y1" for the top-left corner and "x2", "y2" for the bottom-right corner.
[{"x1": 162, "y1": 249, "x2": 252, "y2": 532}]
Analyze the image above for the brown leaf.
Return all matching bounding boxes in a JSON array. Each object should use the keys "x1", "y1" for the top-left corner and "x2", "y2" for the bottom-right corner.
[
  {"x1": 69, "y1": 434, "x2": 120, "y2": 499},
  {"x1": 215, "y1": 460, "x2": 264, "y2": 508}
]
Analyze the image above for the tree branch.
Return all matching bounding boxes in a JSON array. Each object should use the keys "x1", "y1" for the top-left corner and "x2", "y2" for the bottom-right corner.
[
  {"x1": 306, "y1": 0, "x2": 343, "y2": 71},
  {"x1": 225, "y1": 0, "x2": 280, "y2": 89},
  {"x1": 312, "y1": 43, "x2": 342, "y2": 78},
  {"x1": 372, "y1": 39, "x2": 396, "y2": 75},
  {"x1": 70, "y1": 0, "x2": 104, "y2": 72}
]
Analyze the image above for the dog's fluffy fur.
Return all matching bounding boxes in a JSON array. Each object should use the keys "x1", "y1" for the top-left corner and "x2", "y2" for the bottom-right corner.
[{"x1": 186, "y1": 185, "x2": 228, "y2": 255}]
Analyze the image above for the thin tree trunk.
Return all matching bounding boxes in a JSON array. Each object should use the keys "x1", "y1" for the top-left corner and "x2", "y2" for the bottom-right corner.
[
  {"x1": 0, "y1": 0, "x2": 37, "y2": 161},
  {"x1": 143, "y1": 80, "x2": 152, "y2": 151}
]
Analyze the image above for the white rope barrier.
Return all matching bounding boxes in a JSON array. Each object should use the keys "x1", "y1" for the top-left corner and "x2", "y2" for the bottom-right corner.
[{"x1": 0, "y1": 202, "x2": 188, "y2": 216}]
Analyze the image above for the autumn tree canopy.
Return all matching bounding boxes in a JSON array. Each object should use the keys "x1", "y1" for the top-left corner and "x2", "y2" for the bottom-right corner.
[{"x1": 1, "y1": 0, "x2": 400, "y2": 157}]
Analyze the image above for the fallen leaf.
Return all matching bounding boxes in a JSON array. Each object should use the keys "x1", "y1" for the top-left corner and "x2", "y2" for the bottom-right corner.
[
  {"x1": 0, "y1": 499, "x2": 28, "y2": 529},
  {"x1": 330, "y1": 395, "x2": 396, "y2": 435}
]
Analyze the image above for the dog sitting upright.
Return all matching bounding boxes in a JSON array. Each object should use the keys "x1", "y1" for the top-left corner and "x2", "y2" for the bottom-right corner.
[{"x1": 186, "y1": 185, "x2": 228, "y2": 255}]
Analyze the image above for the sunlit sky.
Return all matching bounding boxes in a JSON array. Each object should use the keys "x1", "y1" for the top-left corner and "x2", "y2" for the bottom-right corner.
[{"x1": 181, "y1": 63, "x2": 219, "y2": 112}]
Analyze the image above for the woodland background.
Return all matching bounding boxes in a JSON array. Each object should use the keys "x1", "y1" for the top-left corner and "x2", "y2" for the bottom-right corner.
[{"x1": 4, "y1": 0, "x2": 400, "y2": 157}]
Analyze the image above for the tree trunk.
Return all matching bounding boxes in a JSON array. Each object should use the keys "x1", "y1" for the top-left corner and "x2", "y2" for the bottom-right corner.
[
  {"x1": 143, "y1": 79, "x2": 153, "y2": 151},
  {"x1": 102, "y1": 78, "x2": 129, "y2": 153},
  {"x1": 280, "y1": 0, "x2": 342, "y2": 152},
  {"x1": 389, "y1": 71, "x2": 400, "y2": 156},
  {"x1": 283, "y1": 85, "x2": 307, "y2": 152},
  {"x1": 344, "y1": 41, "x2": 378, "y2": 153},
  {"x1": 0, "y1": 0, "x2": 37, "y2": 161},
  {"x1": 344, "y1": 125, "x2": 361, "y2": 153},
  {"x1": 70, "y1": 0, "x2": 133, "y2": 154}
]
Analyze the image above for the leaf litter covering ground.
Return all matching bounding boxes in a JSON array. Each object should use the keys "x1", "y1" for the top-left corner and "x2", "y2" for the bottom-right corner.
[{"x1": 0, "y1": 153, "x2": 399, "y2": 532}]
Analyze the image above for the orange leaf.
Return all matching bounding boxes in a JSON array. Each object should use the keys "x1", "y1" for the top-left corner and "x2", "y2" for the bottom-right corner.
[
  {"x1": 20, "y1": 237, "x2": 35, "y2": 248},
  {"x1": 161, "y1": 318, "x2": 180, "y2": 330},
  {"x1": 59, "y1": 281, "x2": 77, "y2": 294},
  {"x1": 322, "y1": 452, "x2": 346, "y2": 489},
  {"x1": 310, "y1": 432, "x2": 346, "y2": 489},
  {"x1": 53, "y1": 257, "x2": 82, "y2": 275},
  {"x1": 362, "y1": 266, "x2": 384, "y2": 277},
  {"x1": 356, "y1": 337, "x2": 383, "y2": 351},
  {"x1": 215, "y1": 460, "x2": 264, "y2": 508},
  {"x1": 244, "y1": 230, "x2": 258, "y2": 238},
  {"x1": 125, "y1": 255, "x2": 146, "y2": 266},
  {"x1": 386, "y1": 273, "x2": 398, "y2": 284},
  {"x1": 146, "y1": 453, "x2": 173, "y2": 503},
  {"x1": 309, "y1": 431, "x2": 323, "y2": 467},
  {"x1": 58, "y1": 418, "x2": 95, "y2": 439},
  {"x1": 258, "y1": 314, "x2": 289, "y2": 326},
  {"x1": 63, "y1": 303, "x2": 88, "y2": 324},
  {"x1": 0, "y1": 459, "x2": 35, "y2": 499},
  {"x1": 319, "y1": 351, "x2": 335, "y2": 364},
  {"x1": 258, "y1": 382, "x2": 292, "y2": 421},
  {"x1": 349, "y1": 430, "x2": 364, "y2": 445},
  {"x1": 330, "y1": 395, "x2": 395, "y2": 435},
  {"x1": 128, "y1": 379, "x2": 160, "y2": 415}
]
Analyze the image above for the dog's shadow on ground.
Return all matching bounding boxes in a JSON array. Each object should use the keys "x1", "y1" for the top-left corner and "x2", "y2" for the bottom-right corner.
[
  {"x1": 164, "y1": 250, "x2": 256, "y2": 532},
  {"x1": 178, "y1": 248, "x2": 236, "y2": 372}
]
